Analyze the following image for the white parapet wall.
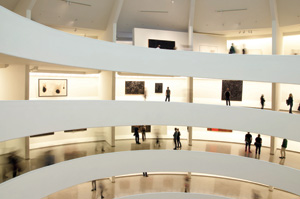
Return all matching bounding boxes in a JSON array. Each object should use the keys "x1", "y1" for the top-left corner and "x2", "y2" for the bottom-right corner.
[
  {"x1": 0, "y1": 7, "x2": 300, "y2": 84},
  {"x1": 0, "y1": 150, "x2": 299, "y2": 199},
  {"x1": 0, "y1": 100, "x2": 299, "y2": 142}
]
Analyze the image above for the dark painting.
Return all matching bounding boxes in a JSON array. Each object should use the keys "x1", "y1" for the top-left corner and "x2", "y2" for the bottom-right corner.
[
  {"x1": 125, "y1": 81, "x2": 145, "y2": 94},
  {"x1": 221, "y1": 80, "x2": 243, "y2": 101},
  {"x1": 148, "y1": 39, "x2": 176, "y2": 50},
  {"x1": 131, "y1": 125, "x2": 151, "y2": 133},
  {"x1": 155, "y1": 83, "x2": 163, "y2": 93}
]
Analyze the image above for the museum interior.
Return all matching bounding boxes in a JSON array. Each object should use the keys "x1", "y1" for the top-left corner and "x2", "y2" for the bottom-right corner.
[{"x1": 0, "y1": 0, "x2": 300, "y2": 198}]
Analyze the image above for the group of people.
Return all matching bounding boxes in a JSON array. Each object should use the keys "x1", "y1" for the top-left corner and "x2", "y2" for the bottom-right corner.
[
  {"x1": 245, "y1": 132, "x2": 288, "y2": 159},
  {"x1": 133, "y1": 126, "x2": 147, "y2": 144},
  {"x1": 173, "y1": 128, "x2": 182, "y2": 150},
  {"x1": 229, "y1": 43, "x2": 247, "y2": 54}
]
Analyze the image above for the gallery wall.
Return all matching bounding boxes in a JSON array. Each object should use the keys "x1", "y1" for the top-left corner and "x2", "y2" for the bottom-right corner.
[
  {"x1": 227, "y1": 37, "x2": 272, "y2": 55},
  {"x1": 283, "y1": 34, "x2": 300, "y2": 55},
  {"x1": 133, "y1": 28, "x2": 189, "y2": 50},
  {"x1": 29, "y1": 73, "x2": 100, "y2": 100},
  {"x1": 193, "y1": 33, "x2": 227, "y2": 53},
  {"x1": 115, "y1": 74, "x2": 188, "y2": 102},
  {"x1": 0, "y1": 65, "x2": 26, "y2": 100},
  {"x1": 30, "y1": 127, "x2": 111, "y2": 149}
]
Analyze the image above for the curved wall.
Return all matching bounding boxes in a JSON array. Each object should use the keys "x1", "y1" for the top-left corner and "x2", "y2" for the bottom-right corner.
[
  {"x1": 0, "y1": 150, "x2": 299, "y2": 199},
  {"x1": 1, "y1": 7, "x2": 300, "y2": 84},
  {"x1": 0, "y1": 101, "x2": 299, "y2": 142},
  {"x1": 116, "y1": 193, "x2": 231, "y2": 199}
]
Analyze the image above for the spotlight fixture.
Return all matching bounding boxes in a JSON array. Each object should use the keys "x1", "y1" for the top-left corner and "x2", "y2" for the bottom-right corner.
[{"x1": 171, "y1": 0, "x2": 175, "y2": 3}]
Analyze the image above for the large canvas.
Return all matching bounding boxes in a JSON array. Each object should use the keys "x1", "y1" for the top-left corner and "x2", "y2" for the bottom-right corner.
[
  {"x1": 221, "y1": 80, "x2": 243, "y2": 101},
  {"x1": 155, "y1": 83, "x2": 163, "y2": 93},
  {"x1": 38, "y1": 79, "x2": 67, "y2": 97},
  {"x1": 131, "y1": 125, "x2": 151, "y2": 133},
  {"x1": 125, "y1": 81, "x2": 145, "y2": 94}
]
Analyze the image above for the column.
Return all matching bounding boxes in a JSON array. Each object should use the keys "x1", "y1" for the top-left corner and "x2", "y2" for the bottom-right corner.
[
  {"x1": 269, "y1": 0, "x2": 283, "y2": 155},
  {"x1": 25, "y1": 65, "x2": 30, "y2": 160},
  {"x1": 111, "y1": 71, "x2": 116, "y2": 147},
  {"x1": 187, "y1": 77, "x2": 193, "y2": 146}
]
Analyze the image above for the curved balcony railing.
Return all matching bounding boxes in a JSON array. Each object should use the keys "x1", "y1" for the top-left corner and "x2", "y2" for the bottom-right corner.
[
  {"x1": 0, "y1": 6, "x2": 300, "y2": 84},
  {"x1": 0, "y1": 150, "x2": 299, "y2": 199}
]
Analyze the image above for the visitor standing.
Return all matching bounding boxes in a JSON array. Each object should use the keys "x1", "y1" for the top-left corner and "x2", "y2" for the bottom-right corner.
[
  {"x1": 142, "y1": 126, "x2": 146, "y2": 142},
  {"x1": 177, "y1": 128, "x2": 182, "y2": 149},
  {"x1": 134, "y1": 126, "x2": 140, "y2": 144},
  {"x1": 173, "y1": 128, "x2": 178, "y2": 150},
  {"x1": 260, "y1": 95, "x2": 265, "y2": 109},
  {"x1": 254, "y1": 134, "x2": 262, "y2": 155},
  {"x1": 225, "y1": 88, "x2": 231, "y2": 106},
  {"x1": 229, "y1": 43, "x2": 236, "y2": 54},
  {"x1": 165, "y1": 87, "x2": 171, "y2": 102},
  {"x1": 245, "y1": 132, "x2": 252, "y2": 153},
  {"x1": 286, "y1": 93, "x2": 293, "y2": 114}
]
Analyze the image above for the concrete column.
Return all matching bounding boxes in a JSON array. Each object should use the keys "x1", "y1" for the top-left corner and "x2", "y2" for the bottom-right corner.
[
  {"x1": 187, "y1": 77, "x2": 193, "y2": 146},
  {"x1": 110, "y1": 71, "x2": 116, "y2": 147},
  {"x1": 110, "y1": 176, "x2": 115, "y2": 183},
  {"x1": 25, "y1": 65, "x2": 30, "y2": 160},
  {"x1": 188, "y1": 126, "x2": 193, "y2": 146}
]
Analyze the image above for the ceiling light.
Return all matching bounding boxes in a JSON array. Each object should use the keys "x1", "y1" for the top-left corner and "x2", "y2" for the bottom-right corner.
[
  {"x1": 216, "y1": 8, "x2": 247, "y2": 13},
  {"x1": 171, "y1": 0, "x2": 175, "y2": 3}
]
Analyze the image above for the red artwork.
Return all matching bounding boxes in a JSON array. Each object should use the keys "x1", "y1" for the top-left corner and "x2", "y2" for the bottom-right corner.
[{"x1": 207, "y1": 128, "x2": 232, "y2": 133}]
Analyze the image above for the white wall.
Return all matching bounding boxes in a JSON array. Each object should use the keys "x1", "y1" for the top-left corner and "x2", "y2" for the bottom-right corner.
[
  {"x1": 0, "y1": 65, "x2": 26, "y2": 100},
  {"x1": 194, "y1": 78, "x2": 272, "y2": 108},
  {"x1": 1, "y1": 151, "x2": 300, "y2": 198},
  {"x1": 133, "y1": 28, "x2": 189, "y2": 50},
  {"x1": 283, "y1": 34, "x2": 300, "y2": 55},
  {"x1": 227, "y1": 37, "x2": 272, "y2": 55},
  {"x1": 116, "y1": 74, "x2": 188, "y2": 102},
  {"x1": 116, "y1": 193, "x2": 230, "y2": 199},
  {"x1": 99, "y1": 71, "x2": 113, "y2": 100},
  {"x1": 30, "y1": 127, "x2": 110, "y2": 149},
  {"x1": 30, "y1": 73, "x2": 100, "y2": 100},
  {"x1": 193, "y1": 33, "x2": 227, "y2": 53}
]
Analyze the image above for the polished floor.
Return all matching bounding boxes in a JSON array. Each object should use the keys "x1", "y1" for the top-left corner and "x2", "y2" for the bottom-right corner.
[
  {"x1": 44, "y1": 174, "x2": 300, "y2": 199},
  {"x1": 1, "y1": 138, "x2": 300, "y2": 184}
]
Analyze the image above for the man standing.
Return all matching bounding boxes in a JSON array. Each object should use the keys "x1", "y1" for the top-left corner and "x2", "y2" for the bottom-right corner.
[
  {"x1": 245, "y1": 132, "x2": 252, "y2": 153},
  {"x1": 165, "y1": 87, "x2": 171, "y2": 102},
  {"x1": 280, "y1": 138, "x2": 288, "y2": 159},
  {"x1": 134, "y1": 126, "x2": 140, "y2": 144},
  {"x1": 225, "y1": 88, "x2": 231, "y2": 106},
  {"x1": 173, "y1": 128, "x2": 178, "y2": 150},
  {"x1": 260, "y1": 95, "x2": 265, "y2": 109}
]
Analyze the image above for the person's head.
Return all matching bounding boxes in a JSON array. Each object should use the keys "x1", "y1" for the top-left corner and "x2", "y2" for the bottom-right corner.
[
  {"x1": 289, "y1": 93, "x2": 293, "y2": 97},
  {"x1": 167, "y1": 87, "x2": 169, "y2": 90},
  {"x1": 231, "y1": 43, "x2": 234, "y2": 46},
  {"x1": 261, "y1": 94, "x2": 264, "y2": 97},
  {"x1": 157, "y1": 45, "x2": 161, "y2": 48},
  {"x1": 247, "y1": 132, "x2": 250, "y2": 134},
  {"x1": 226, "y1": 88, "x2": 229, "y2": 91},
  {"x1": 258, "y1": 134, "x2": 261, "y2": 137},
  {"x1": 174, "y1": 128, "x2": 177, "y2": 131}
]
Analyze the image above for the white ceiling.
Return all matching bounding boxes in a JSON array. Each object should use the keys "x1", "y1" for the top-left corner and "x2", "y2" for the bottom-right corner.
[
  {"x1": 1, "y1": 0, "x2": 300, "y2": 38},
  {"x1": 193, "y1": 0, "x2": 272, "y2": 33},
  {"x1": 31, "y1": 0, "x2": 116, "y2": 30},
  {"x1": 0, "y1": 0, "x2": 19, "y2": 10},
  {"x1": 277, "y1": 0, "x2": 300, "y2": 26},
  {"x1": 117, "y1": 0, "x2": 190, "y2": 33}
]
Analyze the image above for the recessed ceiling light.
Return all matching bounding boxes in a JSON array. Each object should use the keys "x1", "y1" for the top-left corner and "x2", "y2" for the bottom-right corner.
[{"x1": 171, "y1": 0, "x2": 175, "y2": 4}]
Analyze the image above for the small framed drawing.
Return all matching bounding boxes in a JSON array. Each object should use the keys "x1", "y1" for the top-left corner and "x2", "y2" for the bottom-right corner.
[
  {"x1": 155, "y1": 83, "x2": 163, "y2": 93},
  {"x1": 38, "y1": 79, "x2": 68, "y2": 97}
]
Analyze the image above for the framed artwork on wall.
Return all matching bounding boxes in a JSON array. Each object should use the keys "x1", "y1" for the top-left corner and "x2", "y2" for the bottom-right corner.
[
  {"x1": 131, "y1": 125, "x2": 151, "y2": 133},
  {"x1": 207, "y1": 128, "x2": 232, "y2": 133},
  {"x1": 125, "y1": 81, "x2": 145, "y2": 94},
  {"x1": 155, "y1": 83, "x2": 163, "y2": 93},
  {"x1": 38, "y1": 79, "x2": 68, "y2": 97},
  {"x1": 148, "y1": 39, "x2": 176, "y2": 50},
  {"x1": 221, "y1": 80, "x2": 243, "y2": 101}
]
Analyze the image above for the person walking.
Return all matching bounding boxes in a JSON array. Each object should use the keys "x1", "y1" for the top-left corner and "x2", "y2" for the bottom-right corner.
[
  {"x1": 184, "y1": 175, "x2": 191, "y2": 193},
  {"x1": 287, "y1": 93, "x2": 293, "y2": 114},
  {"x1": 177, "y1": 128, "x2": 182, "y2": 149},
  {"x1": 173, "y1": 128, "x2": 178, "y2": 150},
  {"x1": 165, "y1": 87, "x2": 171, "y2": 102},
  {"x1": 91, "y1": 180, "x2": 96, "y2": 191},
  {"x1": 141, "y1": 126, "x2": 146, "y2": 142},
  {"x1": 99, "y1": 182, "x2": 105, "y2": 198},
  {"x1": 260, "y1": 95, "x2": 265, "y2": 109},
  {"x1": 225, "y1": 88, "x2": 231, "y2": 106},
  {"x1": 245, "y1": 132, "x2": 252, "y2": 153},
  {"x1": 254, "y1": 134, "x2": 262, "y2": 155},
  {"x1": 280, "y1": 138, "x2": 288, "y2": 159},
  {"x1": 134, "y1": 126, "x2": 140, "y2": 144}
]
